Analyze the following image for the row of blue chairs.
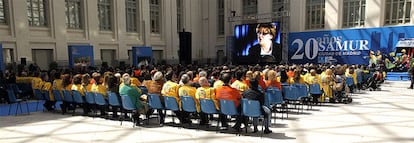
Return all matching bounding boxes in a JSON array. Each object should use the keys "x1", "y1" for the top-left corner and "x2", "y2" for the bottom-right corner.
[
  {"x1": 145, "y1": 93, "x2": 270, "y2": 134},
  {"x1": 5, "y1": 89, "x2": 30, "y2": 116}
]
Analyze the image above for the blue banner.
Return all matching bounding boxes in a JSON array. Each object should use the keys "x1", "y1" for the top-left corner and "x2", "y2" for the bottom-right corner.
[
  {"x1": 68, "y1": 45, "x2": 94, "y2": 68},
  {"x1": 132, "y1": 46, "x2": 152, "y2": 67},
  {"x1": 0, "y1": 43, "x2": 3, "y2": 72},
  {"x1": 288, "y1": 26, "x2": 414, "y2": 65}
]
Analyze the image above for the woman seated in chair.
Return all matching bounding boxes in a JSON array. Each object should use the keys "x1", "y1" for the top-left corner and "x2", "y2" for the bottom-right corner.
[{"x1": 242, "y1": 78, "x2": 272, "y2": 134}]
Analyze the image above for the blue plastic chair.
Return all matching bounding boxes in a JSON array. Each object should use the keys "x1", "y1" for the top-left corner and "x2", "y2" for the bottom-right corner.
[
  {"x1": 200, "y1": 98, "x2": 218, "y2": 114},
  {"x1": 52, "y1": 90, "x2": 63, "y2": 102},
  {"x1": 218, "y1": 99, "x2": 239, "y2": 131},
  {"x1": 42, "y1": 90, "x2": 51, "y2": 101},
  {"x1": 61, "y1": 90, "x2": 74, "y2": 114},
  {"x1": 309, "y1": 84, "x2": 323, "y2": 106},
  {"x1": 282, "y1": 85, "x2": 298, "y2": 101},
  {"x1": 94, "y1": 93, "x2": 107, "y2": 106},
  {"x1": 84, "y1": 92, "x2": 96, "y2": 115},
  {"x1": 265, "y1": 87, "x2": 286, "y2": 120},
  {"x1": 180, "y1": 96, "x2": 197, "y2": 113},
  {"x1": 52, "y1": 90, "x2": 63, "y2": 109},
  {"x1": 346, "y1": 77, "x2": 354, "y2": 87},
  {"x1": 62, "y1": 90, "x2": 74, "y2": 103},
  {"x1": 107, "y1": 91, "x2": 121, "y2": 119},
  {"x1": 164, "y1": 96, "x2": 180, "y2": 124},
  {"x1": 356, "y1": 74, "x2": 363, "y2": 92},
  {"x1": 42, "y1": 90, "x2": 55, "y2": 110},
  {"x1": 107, "y1": 91, "x2": 121, "y2": 107},
  {"x1": 95, "y1": 92, "x2": 108, "y2": 116},
  {"x1": 282, "y1": 85, "x2": 299, "y2": 116},
  {"x1": 147, "y1": 93, "x2": 164, "y2": 124},
  {"x1": 148, "y1": 93, "x2": 164, "y2": 109},
  {"x1": 295, "y1": 84, "x2": 310, "y2": 112},
  {"x1": 7, "y1": 89, "x2": 30, "y2": 115},
  {"x1": 137, "y1": 86, "x2": 148, "y2": 94},
  {"x1": 34, "y1": 89, "x2": 45, "y2": 111},
  {"x1": 84, "y1": 92, "x2": 96, "y2": 105},
  {"x1": 241, "y1": 99, "x2": 263, "y2": 135},
  {"x1": 120, "y1": 95, "x2": 138, "y2": 127},
  {"x1": 72, "y1": 90, "x2": 85, "y2": 115}
]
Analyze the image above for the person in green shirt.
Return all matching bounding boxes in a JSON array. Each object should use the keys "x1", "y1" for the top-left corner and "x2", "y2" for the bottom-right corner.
[{"x1": 119, "y1": 73, "x2": 147, "y2": 125}]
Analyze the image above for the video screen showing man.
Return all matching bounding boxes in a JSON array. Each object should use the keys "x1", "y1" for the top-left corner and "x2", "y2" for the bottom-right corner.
[{"x1": 233, "y1": 22, "x2": 281, "y2": 64}]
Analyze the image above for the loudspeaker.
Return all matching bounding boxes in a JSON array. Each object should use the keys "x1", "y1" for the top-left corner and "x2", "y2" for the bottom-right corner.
[
  {"x1": 179, "y1": 32, "x2": 192, "y2": 64},
  {"x1": 21, "y1": 58, "x2": 26, "y2": 65}
]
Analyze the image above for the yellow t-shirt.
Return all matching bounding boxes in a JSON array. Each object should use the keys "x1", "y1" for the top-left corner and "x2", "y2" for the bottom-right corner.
[
  {"x1": 231, "y1": 80, "x2": 249, "y2": 93},
  {"x1": 178, "y1": 85, "x2": 198, "y2": 111},
  {"x1": 195, "y1": 86, "x2": 218, "y2": 110},
  {"x1": 71, "y1": 84, "x2": 85, "y2": 96},
  {"x1": 213, "y1": 80, "x2": 224, "y2": 88},
  {"x1": 91, "y1": 83, "x2": 107, "y2": 98}
]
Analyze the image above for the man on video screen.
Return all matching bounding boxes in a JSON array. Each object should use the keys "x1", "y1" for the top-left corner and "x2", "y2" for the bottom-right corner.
[{"x1": 248, "y1": 23, "x2": 281, "y2": 63}]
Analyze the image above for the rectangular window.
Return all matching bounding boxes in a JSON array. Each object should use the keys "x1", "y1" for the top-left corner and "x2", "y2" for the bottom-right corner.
[
  {"x1": 126, "y1": 0, "x2": 138, "y2": 32},
  {"x1": 306, "y1": 0, "x2": 325, "y2": 30},
  {"x1": 0, "y1": 0, "x2": 8, "y2": 25},
  {"x1": 272, "y1": 0, "x2": 285, "y2": 22},
  {"x1": 65, "y1": 0, "x2": 82, "y2": 29},
  {"x1": 217, "y1": 0, "x2": 224, "y2": 35},
  {"x1": 385, "y1": 0, "x2": 411, "y2": 25},
  {"x1": 150, "y1": 0, "x2": 161, "y2": 34},
  {"x1": 177, "y1": 0, "x2": 183, "y2": 32},
  {"x1": 243, "y1": 0, "x2": 257, "y2": 15},
  {"x1": 27, "y1": 0, "x2": 48, "y2": 27},
  {"x1": 98, "y1": 0, "x2": 112, "y2": 31},
  {"x1": 342, "y1": 0, "x2": 365, "y2": 28}
]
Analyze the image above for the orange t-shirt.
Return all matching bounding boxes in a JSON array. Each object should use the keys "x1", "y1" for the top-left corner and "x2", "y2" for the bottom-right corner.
[
  {"x1": 265, "y1": 80, "x2": 282, "y2": 90},
  {"x1": 215, "y1": 85, "x2": 242, "y2": 107}
]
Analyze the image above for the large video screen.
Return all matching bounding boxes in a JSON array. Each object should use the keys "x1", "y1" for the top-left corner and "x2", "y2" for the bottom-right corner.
[{"x1": 233, "y1": 22, "x2": 282, "y2": 64}]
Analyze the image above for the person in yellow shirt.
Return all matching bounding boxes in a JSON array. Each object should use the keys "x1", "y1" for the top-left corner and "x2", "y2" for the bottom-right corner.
[
  {"x1": 161, "y1": 70, "x2": 186, "y2": 124},
  {"x1": 91, "y1": 73, "x2": 107, "y2": 98},
  {"x1": 345, "y1": 66, "x2": 358, "y2": 92},
  {"x1": 195, "y1": 77, "x2": 217, "y2": 125},
  {"x1": 41, "y1": 72, "x2": 55, "y2": 111},
  {"x1": 71, "y1": 74, "x2": 85, "y2": 96},
  {"x1": 31, "y1": 72, "x2": 43, "y2": 91},
  {"x1": 288, "y1": 69, "x2": 305, "y2": 85},
  {"x1": 231, "y1": 70, "x2": 250, "y2": 93},
  {"x1": 305, "y1": 69, "x2": 322, "y2": 86},
  {"x1": 91, "y1": 72, "x2": 108, "y2": 116},
  {"x1": 178, "y1": 74, "x2": 197, "y2": 124},
  {"x1": 60, "y1": 73, "x2": 73, "y2": 114},
  {"x1": 82, "y1": 74, "x2": 93, "y2": 92},
  {"x1": 321, "y1": 69, "x2": 335, "y2": 102},
  {"x1": 213, "y1": 77, "x2": 224, "y2": 88},
  {"x1": 61, "y1": 74, "x2": 73, "y2": 91}
]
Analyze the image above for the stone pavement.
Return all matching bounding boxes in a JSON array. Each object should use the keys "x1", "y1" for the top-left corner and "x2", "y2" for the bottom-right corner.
[{"x1": 1, "y1": 81, "x2": 413, "y2": 143}]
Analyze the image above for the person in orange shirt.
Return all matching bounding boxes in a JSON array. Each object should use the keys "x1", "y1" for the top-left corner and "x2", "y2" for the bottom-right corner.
[
  {"x1": 142, "y1": 71, "x2": 165, "y2": 126},
  {"x1": 265, "y1": 70, "x2": 282, "y2": 90},
  {"x1": 215, "y1": 72, "x2": 243, "y2": 130}
]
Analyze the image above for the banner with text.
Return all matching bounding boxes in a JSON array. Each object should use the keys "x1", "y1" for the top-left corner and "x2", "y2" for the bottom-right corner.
[{"x1": 288, "y1": 26, "x2": 414, "y2": 65}]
